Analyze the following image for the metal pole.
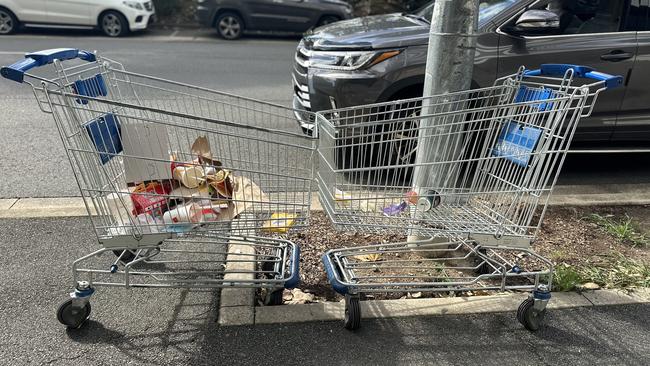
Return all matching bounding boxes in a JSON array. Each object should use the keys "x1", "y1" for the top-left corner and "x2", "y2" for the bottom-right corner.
[{"x1": 409, "y1": 0, "x2": 480, "y2": 244}]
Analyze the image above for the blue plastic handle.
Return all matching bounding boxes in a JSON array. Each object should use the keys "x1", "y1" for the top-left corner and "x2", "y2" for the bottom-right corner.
[
  {"x1": 284, "y1": 244, "x2": 301, "y2": 289},
  {"x1": 322, "y1": 253, "x2": 349, "y2": 295},
  {"x1": 524, "y1": 64, "x2": 623, "y2": 90},
  {"x1": 1, "y1": 48, "x2": 96, "y2": 83}
]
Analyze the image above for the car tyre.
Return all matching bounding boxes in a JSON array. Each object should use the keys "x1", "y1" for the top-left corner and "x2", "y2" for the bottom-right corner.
[
  {"x1": 215, "y1": 12, "x2": 244, "y2": 40},
  {"x1": 100, "y1": 11, "x2": 129, "y2": 37},
  {"x1": 0, "y1": 7, "x2": 18, "y2": 35}
]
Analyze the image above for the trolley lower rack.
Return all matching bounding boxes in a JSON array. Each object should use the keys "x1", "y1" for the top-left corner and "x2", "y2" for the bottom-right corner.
[
  {"x1": 322, "y1": 237, "x2": 552, "y2": 331},
  {"x1": 58, "y1": 233, "x2": 299, "y2": 328}
]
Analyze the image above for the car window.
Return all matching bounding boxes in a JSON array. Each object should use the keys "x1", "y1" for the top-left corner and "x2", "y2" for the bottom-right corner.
[
  {"x1": 536, "y1": 0, "x2": 626, "y2": 34},
  {"x1": 623, "y1": 0, "x2": 649, "y2": 31},
  {"x1": 414, "y1": 0, "x2": 520, "y2": 24}
]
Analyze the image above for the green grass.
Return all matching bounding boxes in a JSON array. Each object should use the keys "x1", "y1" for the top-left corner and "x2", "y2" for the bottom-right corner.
[
  {"x1": 553, "y1": 263, "x2": 583, "y2": 291},
  {"x1": 585, "y1": 213, "x2": 649, "y2": 248},
  {"x1": 552, "y1": 253, "x2": 650, "y2": 291}
]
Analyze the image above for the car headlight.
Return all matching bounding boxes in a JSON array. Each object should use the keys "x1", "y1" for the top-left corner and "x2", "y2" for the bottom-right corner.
[
  {"x1": 309, "y1": 50, "x2": 402, "y2": 71},
  {"x1": 123, "y1": 1, "x2": 144, "y2": 10}
]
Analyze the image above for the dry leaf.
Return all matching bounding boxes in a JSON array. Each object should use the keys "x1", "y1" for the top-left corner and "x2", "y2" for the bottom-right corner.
[{"x1": 355, "y1": 253, "x2": 382, "y2": 262}]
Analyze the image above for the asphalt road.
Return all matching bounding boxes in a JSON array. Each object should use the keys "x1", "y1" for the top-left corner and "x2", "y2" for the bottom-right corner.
[
  {"x1": 0, "y1": 216, "x2": 648, "y2": 366},
  {"x1": 0, "y1": 29, "x2": 649, "y2": 198}
]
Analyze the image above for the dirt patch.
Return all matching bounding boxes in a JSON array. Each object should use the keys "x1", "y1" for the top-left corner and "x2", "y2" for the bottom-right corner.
[
  {"x1": 283, "y1": 213, "x2": 406, "y2": 300},
  {"x1": 535, "y1": 206, "x2": 650, "y2": 266},
  {"x1": 278, "y1": 205, "x2": 650, "y2": 302}
]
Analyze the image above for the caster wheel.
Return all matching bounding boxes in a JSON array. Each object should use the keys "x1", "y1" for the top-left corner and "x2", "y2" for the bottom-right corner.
[
  {"x1": 344, "y1": 295, "x2": 361, "y2": 330},
  {"x1": 517, "y1": 297, "x2": 546, "y2": 331},
  {"x1": 57, "y1": 299, "x2": 91, "y2": 329},
  {"x1": 265, "y1": 290, "x2": 284, "y2": 306}
]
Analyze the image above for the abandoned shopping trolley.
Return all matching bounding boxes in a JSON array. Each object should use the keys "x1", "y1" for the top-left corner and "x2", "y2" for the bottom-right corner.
[
  {"x1": 318, "y1": 64, "x2": 622, "y2": 330},
  {"x1": 1, "y1": 48, "x2": 317, "y2": 328}
]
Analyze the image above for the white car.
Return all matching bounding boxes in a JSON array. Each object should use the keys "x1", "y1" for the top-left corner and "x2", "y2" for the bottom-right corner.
[{"x1": 0, "y1": 0, "x2": 156, "y2": 37}]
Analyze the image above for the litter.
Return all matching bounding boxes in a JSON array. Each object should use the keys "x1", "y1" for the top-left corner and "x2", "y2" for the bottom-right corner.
[{"x1": 1, "y1": 48, "x2": 317, "y2": 328}]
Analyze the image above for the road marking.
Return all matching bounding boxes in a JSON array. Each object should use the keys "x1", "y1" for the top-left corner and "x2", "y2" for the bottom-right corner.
[{"x1": 170, "y1": 30, "x2": 180, "y2": 37}]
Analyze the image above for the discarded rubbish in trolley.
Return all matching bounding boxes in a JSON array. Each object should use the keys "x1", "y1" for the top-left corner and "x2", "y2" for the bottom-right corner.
[
  {"x1": 1, "y1": 49, "x2": 317, "y2": 328},
  {"x1": 318, "y1": 64, "x2": 622, "y2": 330}
]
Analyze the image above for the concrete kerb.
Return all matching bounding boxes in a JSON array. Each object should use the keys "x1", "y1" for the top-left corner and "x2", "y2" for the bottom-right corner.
[
  {"x1": 217, "y1": 214, "x2": 258, "y2": 326},
  {"x1": 252, "y1": 289, "x2": 650, "y2": 326},
  {"x1": 2, "y1": 183, "x2": 650, "y2": 219}
]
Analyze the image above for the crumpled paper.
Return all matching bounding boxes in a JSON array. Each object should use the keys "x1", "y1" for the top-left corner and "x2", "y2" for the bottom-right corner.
[{"x1": 283, "y1": 289, "x2": 316, "y2": 305}]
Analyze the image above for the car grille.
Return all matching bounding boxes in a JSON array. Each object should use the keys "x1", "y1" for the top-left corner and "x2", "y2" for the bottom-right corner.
[
  {"x1": 294, "y1": 42, "x2": 312, "y2": 110},
  {"x1": 144, "y1": 1, "x2": 153, "y2": 11}
]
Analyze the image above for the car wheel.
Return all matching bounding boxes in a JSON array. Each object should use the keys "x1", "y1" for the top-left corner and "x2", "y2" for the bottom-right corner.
[
  {"x1": 215, "y1": 12, "x2": 244, "y2": 40},
  {"x1": 337, "y1": 91, "x2": 422, "y2": 184},
  {"x1": 100, "y1": 11, "x2": 129, "y2": 37},
  {"x1": 317, "y1": 16, "x2": 340, "y2": 27},
  {"x1": 0, "y1": 7, "x2": 18, "y2": 35}
]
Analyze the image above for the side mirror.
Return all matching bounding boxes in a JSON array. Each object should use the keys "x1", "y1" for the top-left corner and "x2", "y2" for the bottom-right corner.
[{"x1": 509, "y1": 9, "x2": 560, "y2": 35}]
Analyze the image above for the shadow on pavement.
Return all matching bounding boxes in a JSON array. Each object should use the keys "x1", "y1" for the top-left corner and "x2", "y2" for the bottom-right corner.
[{"x1": 184, "y1": 303, "x2": 648, "y2": 365}]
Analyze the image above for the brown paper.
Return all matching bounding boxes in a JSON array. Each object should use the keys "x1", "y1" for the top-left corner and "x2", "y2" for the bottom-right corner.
[
  {"x1": 206, "y1": 176, "x2": 269, "y2": 221},
  {"x1": 226, "y1": 176, "x2": 269, "y2": 218},
  {"x1": 191, "y1": 136, "x2": 222, "y2": 166},
  {"x1": 191, "y1": 136, "x2": 212, "y2": 159}
]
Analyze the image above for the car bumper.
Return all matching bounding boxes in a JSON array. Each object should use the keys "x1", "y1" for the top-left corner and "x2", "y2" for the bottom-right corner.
[
  {"x1": 195, "y1": 6, "x2": 213, "y2": 27},
  {"x1": 123, "y1": 6, "x2": 156, "y2": 31},
  {"x1": 292, "y1": 68, "x2": 386, "y2": 133}
]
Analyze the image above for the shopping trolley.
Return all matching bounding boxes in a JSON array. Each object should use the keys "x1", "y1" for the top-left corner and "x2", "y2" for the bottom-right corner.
[
  {"x1": 1, "y1": 49, "x2": 317, "y2": 328},
  {"x1": 318, "y1": 64, "x2": 622, "y2": 330}
]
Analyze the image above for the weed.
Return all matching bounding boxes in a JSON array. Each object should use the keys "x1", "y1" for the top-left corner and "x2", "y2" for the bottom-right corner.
[
  {"x1": 585, "y1": 213, "x2": 649, "y2": 248},
  {"x1": 550, "y1": 249, "x2": 571, "y2": 261},
  {"x1": 552, "y1": 253, "x2": 650, "y2": 291},
  {"x1": 553, "y1": 263, "x2": 582, "y2": 291}
]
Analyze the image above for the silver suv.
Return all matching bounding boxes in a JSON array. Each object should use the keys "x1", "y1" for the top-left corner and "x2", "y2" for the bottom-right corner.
[{"x1": 293, "y1": 0, "x2": 650, "y2": 142}]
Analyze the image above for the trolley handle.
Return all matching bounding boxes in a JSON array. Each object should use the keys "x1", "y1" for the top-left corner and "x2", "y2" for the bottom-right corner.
[
  {"x1": 1, "y1": 48, "x2": 96, "y2": 83},
  {"x1": 524, "y1": 64, "x2": 623, "y2": 90}
]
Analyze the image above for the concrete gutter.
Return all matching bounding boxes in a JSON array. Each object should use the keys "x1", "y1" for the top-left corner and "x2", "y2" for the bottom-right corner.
[
  {"x1": 221, "y1": 288, "x2": 650, "y2": 326},
  {"x1": 2, "y1": 183, "x2": 649, "y2": 219}
]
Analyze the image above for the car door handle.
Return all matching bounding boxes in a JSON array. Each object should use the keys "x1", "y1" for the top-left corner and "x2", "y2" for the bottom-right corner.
[{"x1": 600, "y1": 51, "x2": 633, "y2": 62}]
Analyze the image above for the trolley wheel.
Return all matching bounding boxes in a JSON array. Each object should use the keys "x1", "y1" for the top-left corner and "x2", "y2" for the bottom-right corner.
[
  {"x1": 57, "y1": 299, "x2": 92, "y2": 329},
  {"x1": 344, "y1": 295, "x2": 361, "y2": 330},
  {"x1": 265, "y1": 289, "x2": 284, "y2": 306},
  {"x1": 517, "y1": 297, "x2": 546, "y2": 332}
]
